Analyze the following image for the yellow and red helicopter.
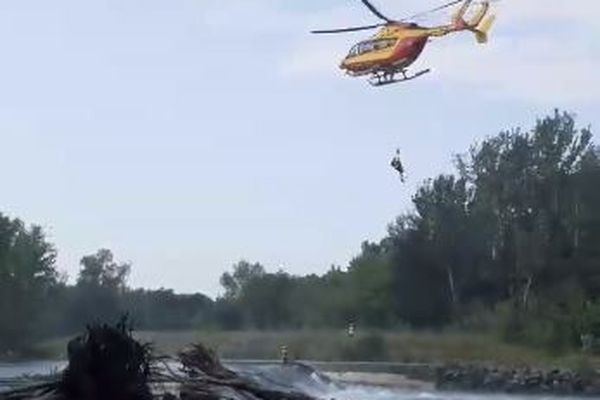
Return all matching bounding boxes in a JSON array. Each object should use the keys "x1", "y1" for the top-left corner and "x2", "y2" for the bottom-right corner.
[{"x1": 311, "y1": 0, "x2": 496, "y2": 86}]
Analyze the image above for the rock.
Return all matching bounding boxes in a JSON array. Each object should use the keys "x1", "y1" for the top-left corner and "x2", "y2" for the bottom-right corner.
[{"x1": 435, "y1": 363, "x2": 600, "y2": 396}]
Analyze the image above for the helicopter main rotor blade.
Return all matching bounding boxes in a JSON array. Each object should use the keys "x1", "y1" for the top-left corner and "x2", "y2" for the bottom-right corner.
[
  {"x1": 311, "y1": 24, "x2": 384, "y2": 34},
  {"x1": 398, "y1": 0, "x2": 499, "y2": 22},
  {"x1": 360, "y1": 0, "x2": 394, "y2": 22},
  {"x1": 399, "y1": 0, "x2": 463, "y2": 21}
]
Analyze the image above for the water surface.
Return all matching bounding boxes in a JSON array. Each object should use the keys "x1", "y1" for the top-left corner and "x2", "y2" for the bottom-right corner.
[{"x1": 0, "y1": 361, "x2": 590, "y2": 400}]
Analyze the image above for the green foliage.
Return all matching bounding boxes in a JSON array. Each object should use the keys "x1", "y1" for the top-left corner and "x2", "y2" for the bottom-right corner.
[
  {"x1": 340, "y1": 333, "x2": 387, "y2": 361},
  {"x1": 2, "y1": 110, "x2": 600, "y2": 359},
  {"x1": 213, "y1": 110, "x2": 600, "y2": 348},
  {"x1": 347, "y1": 242, "x2": 395, "y2": 327},
  {"x1": 577, "y1": 302, "x2": 600, "y2": 338},
  {"x1": 78, "y1": 249, "x2": 130, "y2": 289},
  {"x1": 123, "y1": 289, "x2": 213, "y2": 330},
  {"x1": 220, "y1": 260, "x2": 266, "y2": 300},
  {"x1": 0, "y1": 214, "x2": 57, "y2": 354},
  {"x1": 67, "y1": 249, "x2": 132, "y2": 330},
  {"x1": 494, "y1": 300, "x2": 582, "y2": 356},
  {"x1": 62, "y1": 250, "x2": 215, "y2": 334}
]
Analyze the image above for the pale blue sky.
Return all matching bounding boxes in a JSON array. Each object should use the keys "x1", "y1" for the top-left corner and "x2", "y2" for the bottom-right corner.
[{"x1": 1, "y1": 0, "x2": 598, "y2": 297}]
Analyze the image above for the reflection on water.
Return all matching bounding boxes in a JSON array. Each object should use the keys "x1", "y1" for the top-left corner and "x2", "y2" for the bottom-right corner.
[{"x1": 0, "y1": 360, "x2": 65, "y2": 380}]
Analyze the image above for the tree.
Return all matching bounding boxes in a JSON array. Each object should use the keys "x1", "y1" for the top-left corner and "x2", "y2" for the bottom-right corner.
[
  {"x1": 0, "y1": 214, "x2": 57, "y2": 353},
  {"x1": 238, "y1": 271, "x2": 293, "y2": 329},
  {"x1": 347, "y1": 242, "x2": 395, "y2": 327},
  {"x1": 458, "y1": 111, "x2": 594, "y2": 309},
  {"x1": 387, "y1": 216, "x2": 453, "y2": 327},
  {"x1": 68, "y1": 249, "x2": 131, "y2": 329},
  {"x1": 122, "y1": 289, "x2": 213, "y2": 330},
  {"x1": 412, "y1": 175, "x2": 471, "y2": 307},
  {"x1": 219, "y1": 260, "x2": 265, "y2": 300},
  {"x1": 78, "y1": 249, "x2": 130, "y2": 290}
]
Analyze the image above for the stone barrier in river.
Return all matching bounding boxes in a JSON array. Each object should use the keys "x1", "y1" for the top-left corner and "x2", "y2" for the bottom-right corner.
[{"x1": 436, "y1": 363, "x2": 600, "y2": 396}]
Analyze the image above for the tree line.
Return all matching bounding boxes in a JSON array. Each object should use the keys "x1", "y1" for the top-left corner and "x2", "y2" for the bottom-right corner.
[
  {"x1": 214, "y1": 110, "x2": 600, "y2": 350},
  {"x1": 0, "y1": 243, "x2": 213, "y2": 356},
  {"x1": 1, "y1": 110, "x2": 599, "y2": 356}
]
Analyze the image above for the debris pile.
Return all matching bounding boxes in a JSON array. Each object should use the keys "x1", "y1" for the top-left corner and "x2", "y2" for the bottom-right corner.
[
  {"x1": 60, "y1": 318, "x2": 153, "y2": 400},
  {"x1": 0, "y1": 321, "x2": 317, "y2": 400},
  {"x1": 1, "y1": 318, "x2": 153, "y2": 400},
  {"x1": 174, "y1": 344, "x2": 315, "y2": 400}
]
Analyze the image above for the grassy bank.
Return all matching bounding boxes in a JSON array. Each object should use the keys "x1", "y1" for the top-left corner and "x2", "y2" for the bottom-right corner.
[{"x1": 36, "y1": 330, "x2": 599, "y2": 370}]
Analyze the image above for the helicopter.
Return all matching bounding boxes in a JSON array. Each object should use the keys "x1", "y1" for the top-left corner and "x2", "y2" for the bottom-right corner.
[{"x1": 311, "y1": 0, "x2": 496, "y2": 86}]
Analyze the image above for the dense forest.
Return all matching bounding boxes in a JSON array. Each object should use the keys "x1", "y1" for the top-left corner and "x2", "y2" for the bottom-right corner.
[{"x1": 1, "y1": 110, "x2": 600, "y2": 357}]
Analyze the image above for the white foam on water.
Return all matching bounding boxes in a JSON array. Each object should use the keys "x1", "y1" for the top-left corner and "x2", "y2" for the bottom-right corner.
[
  {"x1": 324, "y1": 385, "x2": 425, "y2": 400},
  {"x1": 321, "y1": 385, "x2": 591, "y2": 400}
]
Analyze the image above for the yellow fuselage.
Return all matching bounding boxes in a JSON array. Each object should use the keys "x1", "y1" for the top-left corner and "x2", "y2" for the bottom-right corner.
[
  {"x1": 340, "y1": 1, "x2": 492, "y2": 76},
  {"x1": 340, "y1": 24, "x2": 430, "y2": 75}
]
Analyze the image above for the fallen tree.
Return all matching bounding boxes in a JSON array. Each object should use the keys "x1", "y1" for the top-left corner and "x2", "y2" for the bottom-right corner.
[
  {"x1": 172, "y1": 344, "x2": 315, "y2": 400},
  {"x1": 0, "y1": 320, "x2": 317, "y2": 400},
  {"x1": 1, "y1": 318, "x2": 153, "y2": 400}
]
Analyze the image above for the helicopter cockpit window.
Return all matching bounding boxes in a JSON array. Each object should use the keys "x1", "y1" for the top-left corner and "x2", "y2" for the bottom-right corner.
[
  {"x1": 374, "y1": 39, "x2": 396, "y2": 50},
  {"x1": 361, "y1": 41, "x2": 375, "y2": 53},
  {"x1": 348, "y1": 39, "x2": 396, "y2": 57}
]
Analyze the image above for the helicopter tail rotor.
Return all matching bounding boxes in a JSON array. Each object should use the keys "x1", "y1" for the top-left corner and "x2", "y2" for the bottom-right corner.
[
  {"x1": 472, "y1": 14, "x2": 495, "y2": 43},
  {"x1": 451, "y1": 0, "x2": 496, "y2": 44}
]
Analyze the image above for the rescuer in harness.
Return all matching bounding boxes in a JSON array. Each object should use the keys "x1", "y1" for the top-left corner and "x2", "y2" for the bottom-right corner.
[{"x1": 391, "y1": 149, "x2": 406, "y2": 183}]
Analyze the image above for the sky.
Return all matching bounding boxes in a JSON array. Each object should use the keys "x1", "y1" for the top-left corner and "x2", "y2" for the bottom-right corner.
[{"x1": 0, "y1": 0, "x2": 598, "y2": 297}]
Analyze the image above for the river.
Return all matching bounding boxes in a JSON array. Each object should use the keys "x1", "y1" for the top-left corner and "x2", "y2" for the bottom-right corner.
[{"x1": 0, "y1": 361, "x2": 591, "y2": 400}]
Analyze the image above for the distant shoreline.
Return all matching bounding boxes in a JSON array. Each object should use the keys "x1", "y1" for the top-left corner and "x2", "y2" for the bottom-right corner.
[
  {"x1": 4, "y1": 328, "x2": 600, "y2": 396},
  {"x1": 31, "y1": 330, "x2": 600, "y2": 368}
]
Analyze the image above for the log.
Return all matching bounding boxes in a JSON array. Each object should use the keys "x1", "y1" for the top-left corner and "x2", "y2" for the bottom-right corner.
[
  {"x1": 1, "y1": 317, "x2": 153, "y2": 400},
  {"x1": 1, "y1": 323, "x2": 318, "y2": 400},
  {"x1": 175, "y1": 344, "x2": 316, "y2": 400}
]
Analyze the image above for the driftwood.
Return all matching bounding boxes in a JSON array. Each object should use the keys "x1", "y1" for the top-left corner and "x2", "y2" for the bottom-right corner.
[
  {"x1": 167, "y1": 344, "x2": 316, "y2": 400},
  {"x1": 60, "y1": 318, "x2": 153, "y2": 400},
  {"x1": 0, "y1": 382, "x2": 58, "y2": 400},
  {"x1": 1, "y1": 318, "x2": 153, "y2": 400},
  {"x1": 1, "y1": 323, "x2": 317, "y2": 400}
]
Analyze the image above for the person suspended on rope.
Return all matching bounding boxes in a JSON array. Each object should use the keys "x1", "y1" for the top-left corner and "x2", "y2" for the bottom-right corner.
[{"x1": 391, "y1": 149, "x2": 406, "y2": 182}]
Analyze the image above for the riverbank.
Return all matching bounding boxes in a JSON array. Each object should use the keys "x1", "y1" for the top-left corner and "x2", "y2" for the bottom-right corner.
[
  {"x1": 327, "y1": 368, "x2": 600, "y2": 396},
  {"x1": 17, "y1": 329, "x2": 597, "y2": 396},
  {"x1": 436, "y1": 363, "x2": 600, "y2": 396},
  {"x1": 33, "y1": 330, "x2": 600, "y2": 369}
]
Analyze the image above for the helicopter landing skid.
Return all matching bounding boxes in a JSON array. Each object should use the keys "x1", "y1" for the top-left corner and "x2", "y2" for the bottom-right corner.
[{"x1": 368, "y1": 68, "x2": 431, "y2": 87}]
